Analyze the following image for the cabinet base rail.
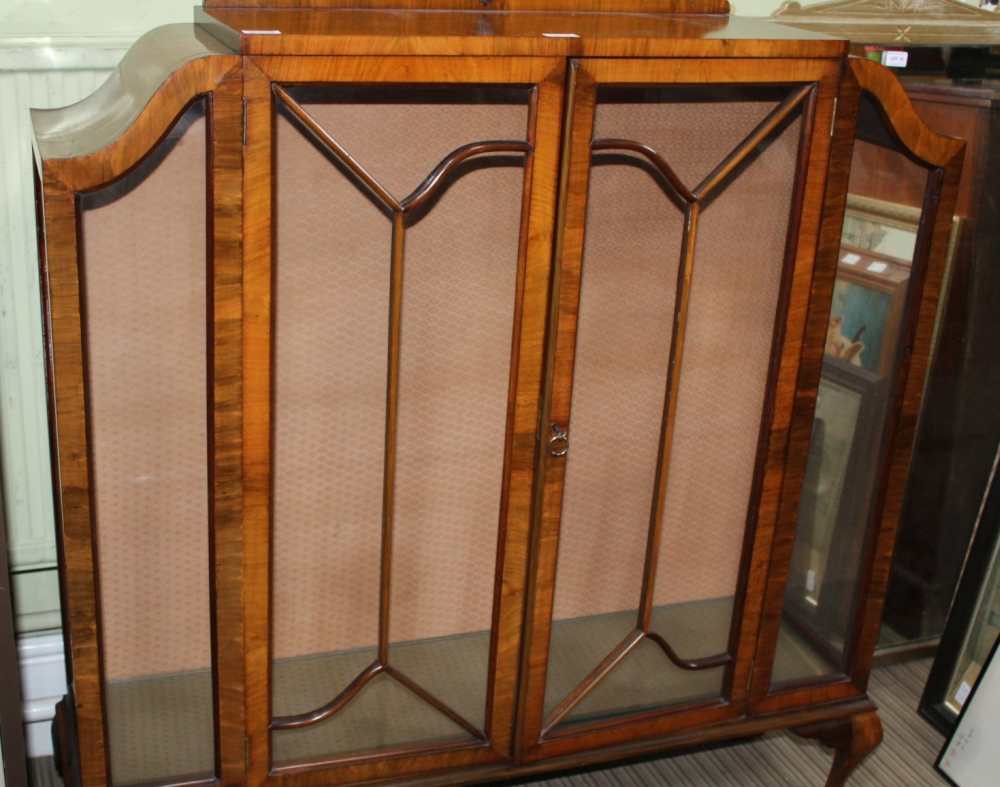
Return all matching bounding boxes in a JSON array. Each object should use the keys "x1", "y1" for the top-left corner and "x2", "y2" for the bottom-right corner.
[{"x1": 54, "y1": 686, "x2": 879, "y2": 787}]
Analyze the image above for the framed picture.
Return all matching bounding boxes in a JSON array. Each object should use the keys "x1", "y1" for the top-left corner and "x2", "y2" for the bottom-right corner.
[
  {"x1": 825, "y1": 244, "x2": 909, "y2": 377},
  {"x1": 841, "y1": 193, "x2": 921, "y2": 263},
  {"x1": 838, "y1": 193, "x2": 963, "y2": 376},
  {"x1": 921, "y1": 442, "x2": 1000, "y2": 735},
  {"x1": 936, "y1": 630, "x2": 1000, "y2": 787},
  {"x1": 784, "y1": 357, "x2": 889, "y2": 663}
]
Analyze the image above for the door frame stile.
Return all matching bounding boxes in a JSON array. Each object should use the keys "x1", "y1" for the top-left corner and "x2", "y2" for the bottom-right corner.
[
  {"x1": 210, "y1": 64, "x2": 250, "y2": 787},
  {"x1": 723, "y1": 77, "x2": 820, "y2": 708},
  {"x1": 242, "y1": 57, "x2": 276, "y2": 787},
  {"x1": 39, "y1": 160, "x2": 111, "y2": 787},
  {"x1": 518, "y1": 56, "x2": 843, "y2": 763},
  {"x1": 516, "y1": 58, "x2": 597, "y2": 762}
]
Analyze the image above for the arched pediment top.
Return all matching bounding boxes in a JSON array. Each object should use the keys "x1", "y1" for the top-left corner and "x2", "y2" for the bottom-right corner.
[
  {"x1": 849, "y1": 56, "x2": 965, "y2": 168},
  {"x1": 33, "y1": 24, "x2": 239, "y2": 191}
]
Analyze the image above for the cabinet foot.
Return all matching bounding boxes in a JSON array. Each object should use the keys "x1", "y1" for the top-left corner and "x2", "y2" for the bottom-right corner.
[{"x1": 793, "y1": 710, "x2": 883, "y2": 787}]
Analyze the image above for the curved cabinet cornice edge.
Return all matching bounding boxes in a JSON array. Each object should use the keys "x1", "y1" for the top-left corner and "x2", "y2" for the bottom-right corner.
[
  {"x1": 848, "y1": 56, "x2": 965, "y2": 168},
  {"x1": 32, "y1": 23, "x2": 239, "y2": 192}
]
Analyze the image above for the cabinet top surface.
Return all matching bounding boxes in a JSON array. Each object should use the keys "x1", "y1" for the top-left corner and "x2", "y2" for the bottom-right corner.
[{"x1": 198, "y1": 7, "x2": 846, "y2": 56}]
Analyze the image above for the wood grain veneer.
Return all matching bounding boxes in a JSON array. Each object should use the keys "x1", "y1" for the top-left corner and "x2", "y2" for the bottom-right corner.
[
  {"x1": 203, "y1": 0, "x2": 731, "y2": 11},
  {"x1": 196, "y1": 8, "x2": 846, "y2": 58}
]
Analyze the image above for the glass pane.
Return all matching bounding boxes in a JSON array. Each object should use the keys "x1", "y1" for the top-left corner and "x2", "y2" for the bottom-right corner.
[
  {"x1": 270, "y1": 85, "x2": 528, "y2": 766},
  {"x1": 81, "y1": 102, "x2": 214, "y2": 785},
  {"x1": 546, "y1": 86, "x2": 803, "y2": 729},
  {"x1": 944, "y1": 526, "x2": 1000, "y2": 715},
  {"x1": 387, "y1": 149, "x2": 524, "y2": 732},
  {"x1": 773, "y1": 92, "x2": 931, "y2": 684}
]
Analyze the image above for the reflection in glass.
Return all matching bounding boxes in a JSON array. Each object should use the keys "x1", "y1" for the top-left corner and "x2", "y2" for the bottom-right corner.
[{"x1": 773, "y1": 93, "x2": 932, "y2": 684}]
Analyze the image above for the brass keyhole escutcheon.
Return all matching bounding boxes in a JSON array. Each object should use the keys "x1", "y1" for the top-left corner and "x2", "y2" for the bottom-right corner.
[{"x1": 549, "y1": 424, "x2": 568, "y2": 457}]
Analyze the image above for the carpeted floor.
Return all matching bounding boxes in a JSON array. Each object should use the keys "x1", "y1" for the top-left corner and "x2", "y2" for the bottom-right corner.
[{"x1": 28, "y1": 658, "x2": 947, "y2": 787}]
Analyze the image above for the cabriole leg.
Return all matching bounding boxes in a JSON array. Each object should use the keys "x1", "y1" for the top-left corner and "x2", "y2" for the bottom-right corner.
[{"x1": 793, "y1": 710, "x2": 883, "y2": 787}]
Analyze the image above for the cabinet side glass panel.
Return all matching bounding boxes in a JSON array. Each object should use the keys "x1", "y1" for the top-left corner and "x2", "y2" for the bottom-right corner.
[
  {"x1": 80, "y1": 101, "x2": 214, "y2": 786},
  {"x1": 546, "y1": 86, "x2": 804, "y2": 730},
  {"x1": 773, "y1": 92, "x2": 932, "y2": 685},
  {"x1": 270, "y1": 85, "x2": 529, "y2": 766}
]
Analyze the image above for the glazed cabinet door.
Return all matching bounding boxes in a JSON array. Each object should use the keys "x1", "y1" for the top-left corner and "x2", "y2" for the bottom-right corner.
[
  {"x1": 241, "y1": 57, "x2": 564, "y2": 785},
  {"x1": 517, "y1": 57, "x2": 842, "y2": 761}
]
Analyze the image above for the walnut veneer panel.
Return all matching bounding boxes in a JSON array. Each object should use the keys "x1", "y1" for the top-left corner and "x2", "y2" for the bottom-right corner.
[{"x1": 82, "y1": 110, "x2": 211, "y2": 682}]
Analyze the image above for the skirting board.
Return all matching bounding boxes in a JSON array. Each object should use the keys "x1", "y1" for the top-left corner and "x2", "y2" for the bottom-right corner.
[{"x1": 18, "y1": 632, "x2": 65, "y2": 758}]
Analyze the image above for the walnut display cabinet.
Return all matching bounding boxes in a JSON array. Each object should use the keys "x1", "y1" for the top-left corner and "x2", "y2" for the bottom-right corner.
[{"x1": 32, "y1": 2, "x2": 963, "y2": 786}]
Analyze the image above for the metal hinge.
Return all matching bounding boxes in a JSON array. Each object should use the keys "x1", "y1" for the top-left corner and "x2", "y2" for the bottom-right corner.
[
  {"x1": 242, "y1": 97, "x2": 249, "y2": 146},
  {"x1": 829, "y1": 96, "x2": 838, "y2": 138}
]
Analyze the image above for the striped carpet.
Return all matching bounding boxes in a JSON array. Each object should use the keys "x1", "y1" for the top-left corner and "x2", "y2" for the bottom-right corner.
[{"x1": 28, "y1": 659, "x2": 947, "y2": 787}]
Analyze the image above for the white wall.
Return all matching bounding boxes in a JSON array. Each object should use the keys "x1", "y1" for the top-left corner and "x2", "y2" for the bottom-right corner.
[
  {"x1": 0, "y1": 0, "x2": 197, "y2": 41},
  {"x1": 0, "y1": 4, "x2": 139, "y2": 763}
]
